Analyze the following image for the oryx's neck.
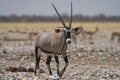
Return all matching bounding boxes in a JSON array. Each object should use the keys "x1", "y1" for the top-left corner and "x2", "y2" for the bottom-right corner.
[{"x1": 57, "y1": 31, "x2": 66, "y2": 44}]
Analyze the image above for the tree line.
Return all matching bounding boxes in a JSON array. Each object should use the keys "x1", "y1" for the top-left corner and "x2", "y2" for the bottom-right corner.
[{"x1": 0, "y1": 14, "x2": 120, "y2": 22}]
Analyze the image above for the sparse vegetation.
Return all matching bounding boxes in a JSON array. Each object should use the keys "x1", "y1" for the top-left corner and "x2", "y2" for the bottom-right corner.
[{"x1": 0, "y1": 22, "x2": 120, "y2": 80}]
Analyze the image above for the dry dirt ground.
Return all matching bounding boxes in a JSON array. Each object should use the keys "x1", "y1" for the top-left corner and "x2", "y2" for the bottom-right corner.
[{"x1": 0, "y1": 22, "x2": 120, "y2": 80}]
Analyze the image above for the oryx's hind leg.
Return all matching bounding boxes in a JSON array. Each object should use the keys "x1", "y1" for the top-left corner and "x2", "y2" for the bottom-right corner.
[
  {"x1": 35, "y1": 46, "x2": 41, "y2": 76},
  {"x1": 59, "y1": 54, "x2": 69, "y2": 78}
]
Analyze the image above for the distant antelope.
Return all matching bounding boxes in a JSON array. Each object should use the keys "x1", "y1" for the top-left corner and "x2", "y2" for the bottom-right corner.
[
  {"x1": 35, "y1": 2, "x2": 74, "y2": 79},
  {"x1": 82, "y1": 27, "x2": 99, "y2": 39},
  {"x1": 29, "y1": 31, "x2": 39, "y2": 39},
  {"x1": 71, "y1": 26, "x2": 83, "y2": 48},
  {"x1": 110, "y1": 32, "x2": 120, "y2": 43}
]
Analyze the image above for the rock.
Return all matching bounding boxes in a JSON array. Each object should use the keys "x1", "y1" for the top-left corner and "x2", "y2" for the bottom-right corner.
[
  {"x1": 18, "y1": 66, "x2": 27, "y2": 72},
  {"x1": 5, "y1": 67, "x2": 18, "y2": 72},
  {"x1": 3, "y1": 48, "x2": 7, "y2": 54},
  {"x1": 39, "y1": 69, "x2": 45, "y2": 73},
  {"x1": 28, "y1": 67, "x2": 34, "y2": 72}
]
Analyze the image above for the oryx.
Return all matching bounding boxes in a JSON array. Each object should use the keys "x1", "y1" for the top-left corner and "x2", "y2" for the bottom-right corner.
[{"x1": 35, "y1": 2, "x2": 73, "y2": 79}]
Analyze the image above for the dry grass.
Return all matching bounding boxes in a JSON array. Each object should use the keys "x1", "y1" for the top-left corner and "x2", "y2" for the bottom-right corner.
[{"x1": 0, "y1": 22, "x2": 120, "y2": 32}]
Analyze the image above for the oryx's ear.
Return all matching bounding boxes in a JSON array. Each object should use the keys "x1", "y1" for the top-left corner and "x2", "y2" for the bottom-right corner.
[
  {"x1": 73, "y1": 26, "x2": 83, "y2": 32},
  {"x1": 55, "y1": 28, "x2": 60, "y2": 33},
  {"x1": 73, "y1": 27, "x2": 79, "y2": 32}
]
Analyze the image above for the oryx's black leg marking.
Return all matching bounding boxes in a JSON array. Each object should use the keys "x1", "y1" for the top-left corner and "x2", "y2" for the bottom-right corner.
[
  {"x1": 46, "y1": 56, "x2": 52, "y2": 75},
  {"x1": 59, "y1": 55, "x2": 69, "y2": 77},
  {"x1": 37, "y1": 56, "x2": 40, "y2": 68},
  {"x1": 54, "y1": 54, "x2": 59, "y2": 75}
]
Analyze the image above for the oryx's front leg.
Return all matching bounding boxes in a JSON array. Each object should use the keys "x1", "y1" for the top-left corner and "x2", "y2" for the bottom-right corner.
[
  {"x1": 54, "y1": 54, "x2": 59, "y2": 76},
  {"x1": 46, "y1": 55, "x2": 52, "y2": 75},
  {"x1": 59, "y1": 54, "x2": 69, "y2": 78}
]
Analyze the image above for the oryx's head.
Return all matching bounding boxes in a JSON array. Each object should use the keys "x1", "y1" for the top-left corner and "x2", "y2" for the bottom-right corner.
[{"x1": 52, "y1": 2, "x2": 73, "y2": 44}]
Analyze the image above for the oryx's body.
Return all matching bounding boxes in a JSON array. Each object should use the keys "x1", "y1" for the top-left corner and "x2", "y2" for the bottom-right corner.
[
  {"x1": 34, "y1": 2, "x2": 73, "y2": 79},
  {"x1": 35, "y1": 31, "x2": 67, "y2": 55}
]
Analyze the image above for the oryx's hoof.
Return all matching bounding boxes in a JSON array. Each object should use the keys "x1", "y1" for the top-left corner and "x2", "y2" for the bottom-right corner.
[{"x1": 49, "y1": 74, "x2": 60, "y2": 79}]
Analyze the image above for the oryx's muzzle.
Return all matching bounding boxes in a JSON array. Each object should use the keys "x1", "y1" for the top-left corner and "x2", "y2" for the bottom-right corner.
[{"x1": 66, "y1": 38, "x2": 71, "y2": 44}]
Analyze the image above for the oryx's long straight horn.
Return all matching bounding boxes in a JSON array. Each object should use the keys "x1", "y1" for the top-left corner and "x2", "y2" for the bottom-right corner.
[
  {"x1": 69, "y1": 2, "x2": 73, "y2": 28},
  {"x1": 52, "y1": 3, "x2": 66, "y2": 27}
]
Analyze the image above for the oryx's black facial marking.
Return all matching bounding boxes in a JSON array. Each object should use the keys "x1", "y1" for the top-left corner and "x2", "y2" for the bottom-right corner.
[
  {"x1": 64, "y1": 27, "x2": 72, "y2": 44},
  {"x1": 66, "y1": 31, "x2": 71, "y2": 38}
]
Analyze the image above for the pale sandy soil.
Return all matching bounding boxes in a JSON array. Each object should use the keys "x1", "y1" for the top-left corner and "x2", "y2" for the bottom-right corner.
[{"x1": 0, "y1": 22, "x2": 120, "y2": 80}]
